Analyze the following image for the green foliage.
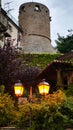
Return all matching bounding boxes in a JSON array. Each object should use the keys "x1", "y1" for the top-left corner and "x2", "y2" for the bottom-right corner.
[
  {"x1": 0, "y1": 90, "x2": 73, "y2": 129},
  {"x1": 16, "y1": 90, "x2": 73, "y2": 130},
  {"x1": 59, "y1": 100, "x2": 73, "y2": 128},
  {"x1": 20, "y1": 53, "x2": 59, "y2": 69},
  {"x1": 0, "y1": 44, "x2": 59, "y2": 95},
  {"x1": 22, "y1": 66, "x2": 41, "y2": 90},
  {"x1": 0, "y1": 43, "x2": 24, "y2": 96},
  {"x1": 55, "y1": 32, "x2": 73, "y2": 54},
  {"x1": 64, "y1": 83, "x2": 73, "y2": 96},
  {"x1": 0, "y1": 85, "x2": 5, "y2": 95},
  {"x1": 0, "y1": 94, "x2": 18, "y2": 127}
]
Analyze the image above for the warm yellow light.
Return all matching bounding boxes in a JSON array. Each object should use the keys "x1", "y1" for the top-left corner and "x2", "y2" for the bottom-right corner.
[
  {"x1": 38, "y1": 80, "x2": 50, "y2": 95},
  {"x1": 14, "y1": 82, "x2": 24, "y2": 97}
]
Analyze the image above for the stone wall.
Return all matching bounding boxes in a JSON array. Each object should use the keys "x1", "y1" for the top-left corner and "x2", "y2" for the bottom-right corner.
[{"x1": 19, "y1": 2, "x2": 55, "y2": 53}]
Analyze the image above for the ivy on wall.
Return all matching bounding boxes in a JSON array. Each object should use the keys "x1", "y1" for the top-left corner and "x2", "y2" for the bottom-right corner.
[{"x1": 20, "y1": 53, "x2": 60, "y2": 69}]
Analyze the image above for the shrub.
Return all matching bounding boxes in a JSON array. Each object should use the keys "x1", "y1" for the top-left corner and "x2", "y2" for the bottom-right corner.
[
  {"x1": 64, "y1": 83, "x2": 73, "y2": 96},
  {"x1": 0, "y1": 93, "x2": 18, "y2": 127},
  {"x1": 16, "y1": 90, "x2": 71, "y2": 130},
  {"x1": 0, "y1": 90, "x2": 73, "y2": 130}
]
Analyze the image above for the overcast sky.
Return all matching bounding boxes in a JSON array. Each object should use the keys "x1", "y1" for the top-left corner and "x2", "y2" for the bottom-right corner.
[{"x1": 2, "y1": 0, "x2": 73, "y2": 47}]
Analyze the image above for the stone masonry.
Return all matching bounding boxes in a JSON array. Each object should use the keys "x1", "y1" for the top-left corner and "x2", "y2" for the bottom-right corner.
[{"x1": 19, "y1": 2, "x2": 56, "y2": 53}]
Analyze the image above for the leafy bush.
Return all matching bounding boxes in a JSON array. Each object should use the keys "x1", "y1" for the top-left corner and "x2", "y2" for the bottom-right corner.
[
  {"x1": 0, "y1": 94, "x2": 18, "y2": 127},
  {"x1": 64, "y1": 83, "x2": 73, "y2": 96},
  {"x1": 16, "y1": 90, "x2": 73, "y2": 130},
  {"x1": 0, "y1": 90, "x2": 73, "y2": 129}
]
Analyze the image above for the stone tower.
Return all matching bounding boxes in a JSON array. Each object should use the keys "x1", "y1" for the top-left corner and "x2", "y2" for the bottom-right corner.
[{"x1": 19, "y1": 2, "x2": 55, "y2": 53}]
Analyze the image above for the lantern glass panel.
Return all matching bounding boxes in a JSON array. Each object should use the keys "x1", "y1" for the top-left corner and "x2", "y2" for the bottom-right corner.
[{"x1": 14, "y1": 83, "x2": 24, "y2": 97}]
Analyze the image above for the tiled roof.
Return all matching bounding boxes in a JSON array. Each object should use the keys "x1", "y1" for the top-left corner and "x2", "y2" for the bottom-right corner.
[
  {"x1": 38, "y1": 60, "x2": 73, "y2": 79},
  {"x1": 56, "y1": 52, "x2": 73, "y2": 61}
]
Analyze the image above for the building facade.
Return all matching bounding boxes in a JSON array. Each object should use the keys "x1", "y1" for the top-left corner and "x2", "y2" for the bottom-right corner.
[{"x1": 0, "y1": 8, "x2": 22, "y2": 48}]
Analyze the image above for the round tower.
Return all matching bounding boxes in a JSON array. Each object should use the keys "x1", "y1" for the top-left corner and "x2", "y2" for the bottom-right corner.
[{"x1": 19, "y1": 2, "x2": 55, "y2": 53}]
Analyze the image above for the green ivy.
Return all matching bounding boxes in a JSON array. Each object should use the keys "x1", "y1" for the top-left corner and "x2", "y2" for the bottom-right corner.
[{"x1": 20, "y1": 53, "x2": 59, "y2": 69}]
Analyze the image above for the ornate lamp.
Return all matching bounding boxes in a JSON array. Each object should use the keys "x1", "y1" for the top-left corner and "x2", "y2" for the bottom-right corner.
[
  {"x1": 14, "y1": 81, "x2": 24, "y2": 97},
  {"x1": 38, "y1": 79, "x2": 50, "y2": 96}
]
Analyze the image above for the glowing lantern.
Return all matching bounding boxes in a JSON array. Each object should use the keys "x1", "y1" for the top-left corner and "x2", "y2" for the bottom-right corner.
[
  {"x1": 14, "y1": 81, "x2": 24, "y2": 97},
  {"x1": 38, "y1": 79, "x2": 50, "y2": 96}
]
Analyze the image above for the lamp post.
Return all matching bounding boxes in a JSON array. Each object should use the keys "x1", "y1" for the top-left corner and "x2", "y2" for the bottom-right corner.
[
  {"x1": 38, "y1": 79, "x2": 50, "y2": 97},
  {"x1": 14, "y1": 81, "x2": 24, "y2": 97},
  {"x1": 14, "y1": 81, "x2": 32, "y2": 127},
  {"x1": 14, "y1": 79, "x2": 50, "y2": 98},
  {"x1": 14, "y1": 80, "x2": 50, "y2": 127}
]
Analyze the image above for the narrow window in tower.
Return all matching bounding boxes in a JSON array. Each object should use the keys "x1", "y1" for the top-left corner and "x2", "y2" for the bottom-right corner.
[
  {"x1": 34, "y1": 5, "x2": 41, "y2": 12},
  {"x1": 21, "y1": 6, "x2": 25, "y2": 12}
]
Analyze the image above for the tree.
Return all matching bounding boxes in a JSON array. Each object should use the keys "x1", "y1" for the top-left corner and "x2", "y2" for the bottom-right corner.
[
  {"x1": 21, "y1": 66, "x2": 41, "y2": 93},
  {"x1": 0, "y1": 41, "x2": 23, "y2": 96},
  {"x1": 55, "y1": 31, "x2": 73, "y2": 54},
  {"x1": 0, "y1": 41, "x2": 41, "y2": 96}
]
